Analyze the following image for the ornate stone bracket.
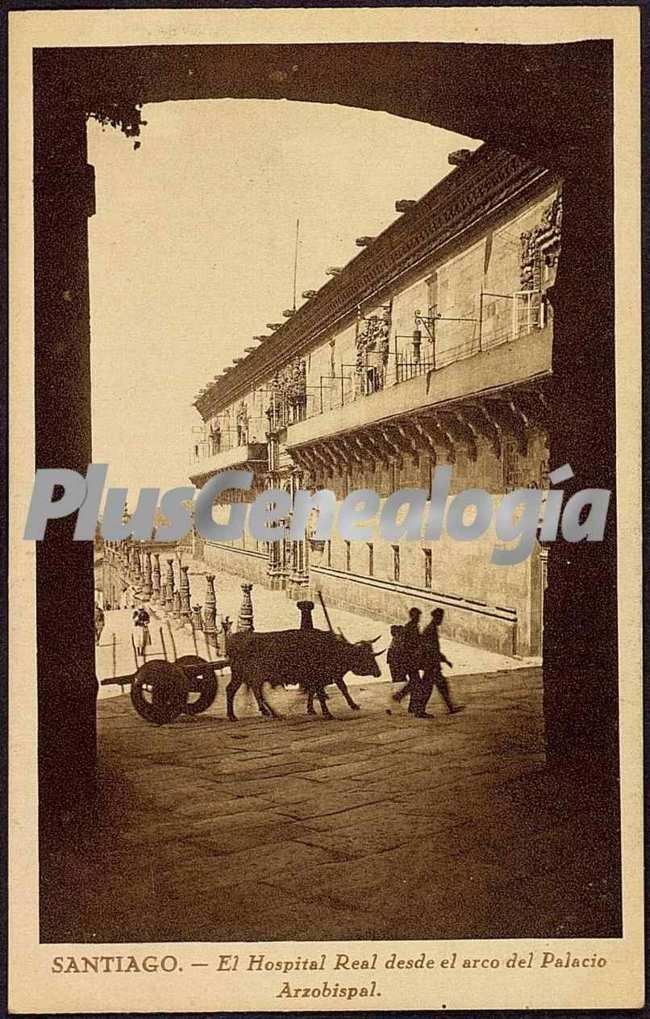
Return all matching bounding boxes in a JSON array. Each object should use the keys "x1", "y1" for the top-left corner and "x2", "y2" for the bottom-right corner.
[
  {"x1": 394, "y1": 422, "x2": 420, "y2": 466},
  {"x1": 412, "y1": 418, "x2": 438, "y2": 464},
  {"x1": 364, "y1": 428, "x2": 391, "y2": 467},
  {"x1": 464, "y1": 402, "x2": 502, "y2": 459},
  {"x1": 377, "y1": 425, "x2": 403, "y2": 466},
  {"x1": 437, "y1": 409, "x2": 478, "y2": 462},
  {"x1": 484, "y1": 395, "x2": 529, "y2": 456},
  {"x1": 419, "y1": 415, "x2": 456, "y2": 464}
]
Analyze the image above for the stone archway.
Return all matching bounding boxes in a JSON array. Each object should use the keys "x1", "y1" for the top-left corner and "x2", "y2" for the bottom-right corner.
[{"x1": 32, "y1": 40, "x2": 616, "y2": 822}]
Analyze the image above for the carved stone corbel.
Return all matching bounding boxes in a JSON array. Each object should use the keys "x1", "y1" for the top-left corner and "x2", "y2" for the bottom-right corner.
[
  {"x1": 438, "y1": 409, "x2": 478, "y2": 462},
  {"x1": 334, "y1": 435, "x2": 363, "y2": 466},
  {"x1": 516, "y1": 385, "x2": 551, "y2": 433},
  {"x1": 412, "y1": 418, "x2": 438, "y2": 464},
  {"x1": 394, "y1": 422, "x2": 420, "y2": 466},
  {"x1": 317, "y1": 442, "x2": 339, "y2": 472},
  {"x1": 352, "y1": 433, "x2": 377, "y2": 470},
  {"x1": 377, "y1": 425, "x2": 404, "y2": 466},
  {"x1": 484, "y1": 396, "x2": 528, "y2": 456},
  {"x1": 420, "y1": 414, "x2": 456, "y2": 464},
  {"x1": 465, "y1": 401, "x2": 502, "y2": 459},
  {"x1": 364, "y1": 427, "x2": 391, "y2": 467}
]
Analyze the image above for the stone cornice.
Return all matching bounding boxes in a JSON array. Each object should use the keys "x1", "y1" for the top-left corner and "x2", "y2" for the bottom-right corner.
[{"x1": 196, "y1": 144, "x2": 552, "y2": 421}]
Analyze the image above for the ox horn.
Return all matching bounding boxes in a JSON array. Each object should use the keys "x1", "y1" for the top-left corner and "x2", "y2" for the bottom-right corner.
[
  {"x1": 368, "y1": 634, "x2": 382, "y2": 644},
  {"x1": 373, "y1": 648, "x2": 387, "y2": 657}
]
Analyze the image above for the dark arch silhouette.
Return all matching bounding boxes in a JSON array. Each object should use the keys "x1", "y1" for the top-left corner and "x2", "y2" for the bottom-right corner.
[{"x1": 33, "y1": 41, "x2": 616, "y2": 828}]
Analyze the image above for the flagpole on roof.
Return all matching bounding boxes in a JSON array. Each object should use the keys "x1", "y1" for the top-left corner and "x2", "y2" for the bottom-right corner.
[{"x1": 292, "y1": 218, "x2": 300, "y2": 312}]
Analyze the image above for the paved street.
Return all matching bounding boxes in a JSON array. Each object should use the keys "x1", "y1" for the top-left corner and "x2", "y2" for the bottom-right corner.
[{"x1": 41, "y1": 664, "x2": 620, "y2": 944}]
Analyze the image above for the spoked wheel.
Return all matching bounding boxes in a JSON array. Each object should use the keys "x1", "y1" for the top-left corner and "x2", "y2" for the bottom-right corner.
[
  {"x1": 130, "y1": 660, "x2": 186, "y2": 725},
  {"x1": 175, "y1": 654, "x2": 219, "y2": 715}
]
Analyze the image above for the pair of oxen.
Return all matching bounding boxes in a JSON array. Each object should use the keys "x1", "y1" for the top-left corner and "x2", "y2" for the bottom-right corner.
[{"x1": 224, "y1": 624, "x2": 385, "y2": 721}]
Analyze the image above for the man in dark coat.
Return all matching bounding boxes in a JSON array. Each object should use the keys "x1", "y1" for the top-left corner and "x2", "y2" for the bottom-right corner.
[
  {"x1": 412, "y1": 608, "x2": 464, "y2": 718},
  {"x1": 391, "y1": 607, "x2": 423, "y2": 712}
]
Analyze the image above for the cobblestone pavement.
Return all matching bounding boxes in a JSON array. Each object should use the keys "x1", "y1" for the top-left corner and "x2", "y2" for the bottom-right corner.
[{"x1": 41, "y1": 667, "x2": 621, "y2": 944}]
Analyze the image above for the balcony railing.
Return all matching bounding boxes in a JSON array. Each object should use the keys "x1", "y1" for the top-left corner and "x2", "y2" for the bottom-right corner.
[
  {"x1": 296, "y1": 289, "x2": 550, "y2": 423},
  {"x1": 189, "y1": 289, "x2": 550, "y2": 456},
  {"x1": 188, "y1": 441, "x2": 267, "y2": 478}
]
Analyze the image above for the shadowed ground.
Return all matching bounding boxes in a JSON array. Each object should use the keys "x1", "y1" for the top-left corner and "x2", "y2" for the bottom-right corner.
[{"x1": 40, "y1": 668, "x2": 620, "y2": 942}]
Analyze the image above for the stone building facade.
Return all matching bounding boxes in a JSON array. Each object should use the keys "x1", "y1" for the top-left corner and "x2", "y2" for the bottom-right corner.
[{"x1": 189, "y1": 144, "x2": 562, "y2": 657}]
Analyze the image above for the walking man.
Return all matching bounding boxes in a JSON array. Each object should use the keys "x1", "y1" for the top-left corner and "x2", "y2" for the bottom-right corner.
[
  {"x1": 392, "y1": 607, "x2": 423, "y2": 712},
  {"x1": 412, "y1": 608, "x2": 464, "y2": 718}
]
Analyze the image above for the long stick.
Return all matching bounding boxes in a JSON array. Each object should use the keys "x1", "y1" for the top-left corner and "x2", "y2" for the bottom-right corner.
[
  {"x1": 292, "y1": 218, "x2": 300, "y2": 311},
  {"x1": 317, "y1": 590, "x2": 334, "y2": 634},
  {"x1": 159, "y1": 626, "x2": 167, "y2": 662},
  {"x1": 166, "y1": 621, "x2": 177, "y2": 662}
]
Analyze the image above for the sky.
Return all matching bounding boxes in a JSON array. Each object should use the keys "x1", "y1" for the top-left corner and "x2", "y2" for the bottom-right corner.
[{"x1": 87, "y1": 98, "x2": 481, "y2": 495}]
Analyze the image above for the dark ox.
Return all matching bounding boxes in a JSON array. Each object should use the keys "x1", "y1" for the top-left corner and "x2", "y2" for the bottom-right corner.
[{"x1": 225, "y1": 629, "x2": 383, "y2": 721}]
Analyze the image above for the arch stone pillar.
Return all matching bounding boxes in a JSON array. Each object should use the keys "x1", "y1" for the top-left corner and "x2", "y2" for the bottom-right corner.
[{"x1": 34, "y1": 103, "x2": 98, "y2": 819}]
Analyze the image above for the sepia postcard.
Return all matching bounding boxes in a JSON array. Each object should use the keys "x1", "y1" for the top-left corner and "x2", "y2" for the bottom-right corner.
[{"x1": 7, "y1": 4, "x2": 644, "y2": 1013}]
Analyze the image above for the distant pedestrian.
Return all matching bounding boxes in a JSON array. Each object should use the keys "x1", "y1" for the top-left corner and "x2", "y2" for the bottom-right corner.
[
  {"x1": 132, "y1": 606, "x2": 151, "y2": 659},
  {"x1": 412, "y1": 608, "x2": 464, "y2": 718},
  {"x1": 391, "y1": 607, "x2": 423, "y2": 712},
  {"x1": 94, "y1": 603, "x2": 105, "y2": 645}
]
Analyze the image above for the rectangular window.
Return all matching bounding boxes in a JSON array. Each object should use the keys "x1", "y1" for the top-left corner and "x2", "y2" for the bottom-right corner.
[
  {"x1": 367, "y1": 542, "x2": 374, "y2": 577},
  {"x1": 503, "y1": 437, "x2": 519, "y2": 490},
  {"x1": 420, "y1": 452, "x2": 432, "y2": 490},
  {"x1": 392, "y1": 545, "x2": 400, "y2": 583},
  {"x1": 423, "y1": 548, "x2": 432, "y2": 588},
  {"x1": 345, "y1": 541, "x2": 351, "y2": 572}
]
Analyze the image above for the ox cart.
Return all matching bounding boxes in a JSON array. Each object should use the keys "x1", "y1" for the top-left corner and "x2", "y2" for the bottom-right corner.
[
  {"x1": 98, "y1": 595, "x2": 383, "y2": 725},
  {"x1": 98, "y1": 620, "x2": 229, "y2": 725}
]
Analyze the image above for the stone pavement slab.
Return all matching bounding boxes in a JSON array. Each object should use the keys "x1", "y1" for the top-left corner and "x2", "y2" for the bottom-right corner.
[{"x1": 40, "y1": 666, "x2": 620, "y2": 943}]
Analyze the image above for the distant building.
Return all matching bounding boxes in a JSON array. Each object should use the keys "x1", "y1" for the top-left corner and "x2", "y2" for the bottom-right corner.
[{"x1": 189, "y1": 144, "x2": 562, "y2": 657}]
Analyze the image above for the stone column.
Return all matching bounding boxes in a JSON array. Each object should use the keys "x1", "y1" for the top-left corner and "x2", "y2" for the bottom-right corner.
[
  {"x1": 265, "y1": 469, "x2": 281, "y2": 588},
  {"x1": 151, "y1": 553, "x2": 161, "y2": 603},
  {"x1": 237, "y1": 583, "x2": 255, "y2": 632},
  {"x1": 164, "y1": 559, "x2": 175, "y2": 613},
  {"x1": 191, "y1": 604, "x2": 204, "y2": 631},
  {"x1": 133, "y1": 547, "x2": 143, "y2": 588},
  {"x1": 203, "y1": 575, "x2": 217, "y2": 648},
  {"x1": 180, "y1": 565, "x2": 192, "y2": 623},
  {"x1": 143, "y1": 551, "x2": 152, "y2": 599},
  {"x1": 292, "y1": 469, "x2": 309, "y2": 592}
]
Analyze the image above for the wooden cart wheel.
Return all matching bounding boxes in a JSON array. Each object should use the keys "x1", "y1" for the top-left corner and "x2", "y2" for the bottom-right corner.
[
  {"x1": 175, "y1": 654, "x2": 219, "y2": 715},
  {"x1": 130, "y1": 660, "x2": 186, "y2": 725}
]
